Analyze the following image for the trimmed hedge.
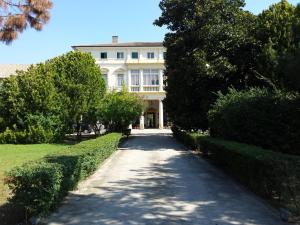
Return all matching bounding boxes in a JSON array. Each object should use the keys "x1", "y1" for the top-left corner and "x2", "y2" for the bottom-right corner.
[
  {"x1": 5, "y1": 133, "x2": 122, "y2": 219},
  {"x1": 172, "y1": 128, "x2": 300, "y2": 215},
  {"x1": 208, "y1": 88, "x2": 300, "y2": 156}
]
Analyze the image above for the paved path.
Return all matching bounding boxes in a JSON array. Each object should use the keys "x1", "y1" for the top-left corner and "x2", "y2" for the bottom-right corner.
[{"x1": 45, "y1": 129, "x2": 285, "y2": 225}]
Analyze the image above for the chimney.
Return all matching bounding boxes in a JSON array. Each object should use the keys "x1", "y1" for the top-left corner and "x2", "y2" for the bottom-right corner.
[{"x1": 112, "y1": 36, "x2": 118, "y2": 44}]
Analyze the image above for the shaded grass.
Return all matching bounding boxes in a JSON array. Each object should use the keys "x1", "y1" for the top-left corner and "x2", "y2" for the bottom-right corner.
[{"x1": 0, "y1": 144, "x2": 69, "y2": 205}]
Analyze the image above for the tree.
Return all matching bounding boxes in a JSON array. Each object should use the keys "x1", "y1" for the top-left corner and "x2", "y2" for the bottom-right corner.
[
  {"x1": 155, "y1": 0, "x2": 259, "y2": 130},
  {"x1": 0, "y1": 0, "x2": 52, "y2": 44},
  {"x1": 0, "y1": 51, "x2": 106, "y2": 143},
  {"x1": 98, "y1": 89, "x2": 144, "y2": 132},
  {"x1": 256, "y1": 0, "x2": 300, "y2": 91},
  {"x1": 48, "y1": 51, "x2": 106, "y2": 136}
]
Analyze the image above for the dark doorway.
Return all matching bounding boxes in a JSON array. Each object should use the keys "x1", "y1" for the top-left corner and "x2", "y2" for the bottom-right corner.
[{"x1": 145, "y1": 112, "x2": 156, "y2": 128}]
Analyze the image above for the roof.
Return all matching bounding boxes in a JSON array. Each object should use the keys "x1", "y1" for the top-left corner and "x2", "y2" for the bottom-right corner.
[
  {"x1": 72, "y1": 42, "x2": 164, "y2": 49},
  {"x1": 0, "y1": 64, "x2": 30, "y2": 79}
]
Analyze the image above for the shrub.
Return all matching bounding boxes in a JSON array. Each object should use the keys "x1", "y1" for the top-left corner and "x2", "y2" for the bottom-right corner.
[
  {"x1": 172, "y1": 129, "x2": 300, "y2": 215},
  {"x1": 0, "y1": 114, "x2": 63, "y2": 144},
  {"x1": 5, "y1": 133, "x2": 122, "y2": 219},
  {"x1": 208, "y1": 88, "x2": 300, "y2": 155},
  {"x1": 171, "y1": 126, "x2": 201, "y2": 150},
  {"x1": 198, "y1": 136, "x2": 300, "y2": 215},
  {"x1": 5, "y1": 162, "x2": 63, "y2": 218}
]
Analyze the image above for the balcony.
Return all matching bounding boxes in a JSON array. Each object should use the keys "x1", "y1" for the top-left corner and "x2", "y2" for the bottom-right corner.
[
  {"x1": 143, "y1": 85, "x2": 160, "y2": 92},
  {"x1": 130, "y1": 85, "x2": 162, "y2": 92}
]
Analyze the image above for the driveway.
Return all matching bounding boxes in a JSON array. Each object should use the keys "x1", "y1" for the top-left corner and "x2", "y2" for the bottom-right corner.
[{"x1": 45, "y1": 129, "x2": 285, "y2": 225}]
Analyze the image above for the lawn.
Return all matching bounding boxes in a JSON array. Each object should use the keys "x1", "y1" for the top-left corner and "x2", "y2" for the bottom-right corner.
[{"x1": 0, "y1": 144, "x2": 69, "y2": 205}]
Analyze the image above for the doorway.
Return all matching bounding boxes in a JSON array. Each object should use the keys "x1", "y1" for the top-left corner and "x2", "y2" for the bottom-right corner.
[{"x1": 145, "y1": 112, "x2": 156, "y2": 128}]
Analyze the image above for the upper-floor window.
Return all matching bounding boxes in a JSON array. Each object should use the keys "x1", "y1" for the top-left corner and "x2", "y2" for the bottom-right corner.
[
  {"x1": 117, "y1": 74, "x2": 124, "y2": 87},
  {"x1": 143, "y1": 69, "x2": 159, "y2": 85},
  {"x1": 132, "y1": 52, "x2": 139, "y2": 59},
  {"x1": 100, "y1": 52, "x2": 107, "y2": 59},
  {"x1": 131, "y1": 70, "x2": 140, "y2": 86},
  {"x1": 117, "y1": 52, "x2": 124, "y2": 59},
  {"x1": 147, "y1": 52, "x2": 155, "y2": 59}
]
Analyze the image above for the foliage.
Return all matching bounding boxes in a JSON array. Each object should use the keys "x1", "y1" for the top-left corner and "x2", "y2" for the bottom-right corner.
[
  {"x1": 208, "y1": 88, "x2": 300, "y2": 155},
  {"x1": 98, "y1": 89, "x2": 144, "y2": 132},
  {"x1": 0, "y1": 51, "x2": 105, "y2": 143},
  {"x1": 0, "y1": 0, "x2": 53, "y2": 44},
  {"x1": 0, "y1": 143, "x2": 69, "y2": 205},
  {"x1": 155, "y1": 0, "x2": 260, "y2": 130},
  {"x1": 172, "y1": 128, "x2": 300, "y2": 215},
  {"x1": 5, "y1": 133, "x2": 122, "y2": 219},
  {"x1": 256, "y1": 0, "x2": 300, "y2": 91}
]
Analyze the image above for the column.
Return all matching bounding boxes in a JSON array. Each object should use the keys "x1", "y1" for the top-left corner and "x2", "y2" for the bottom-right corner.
[
  {"x1": 159, "y1": 69, "x2": 164, "y2": 92},
  {"x1": 127, "y1": 70, "x2": 131, "y2": 92},
  {"x1": 140, "y1": 69, "x2": 143, "y2": 92},
  {"x1": 140, "y1": 113, "x2": 145, "y2": 130},
  {"x1": 159, "y1": 100, "x2": 164, "y2": 129}
]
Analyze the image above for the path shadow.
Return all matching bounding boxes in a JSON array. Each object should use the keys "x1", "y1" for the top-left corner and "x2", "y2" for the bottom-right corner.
[{"x1": 45, "y1": 133, "x2": 286, "y2": 225}]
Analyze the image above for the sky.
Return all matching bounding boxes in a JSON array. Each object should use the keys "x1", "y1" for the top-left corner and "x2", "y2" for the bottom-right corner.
[{"x1": 0, "y1": 0, "x2": 299, "y2": 64}]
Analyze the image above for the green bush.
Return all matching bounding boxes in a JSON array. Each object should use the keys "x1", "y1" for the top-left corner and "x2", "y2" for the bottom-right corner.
[
  {"x1": 5, "y1": 133, "x2": 122, "y2": 218},
  {"x1": 98, "y1": 89, "x2": 144, "y2": 132},
  {"x1": 208, "y1": 88, "x2": 300, "y2": 156},
  {"x1": 171, "y1": 126, "x2": 201, "y2": 150},
  {"x1": 172, "y1": 129, "x2": 300, "y2": 215},
  {"x1": 198, "y1": 136, "x2": 300, "y2": 215}
]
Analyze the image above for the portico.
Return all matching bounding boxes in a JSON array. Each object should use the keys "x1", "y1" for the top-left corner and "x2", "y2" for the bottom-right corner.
[{"x1": 138, "y1": 99, "x2": 164, "y2": 129}]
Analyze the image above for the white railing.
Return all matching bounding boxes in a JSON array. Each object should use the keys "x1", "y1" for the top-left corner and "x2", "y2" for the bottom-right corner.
[
  {"x1": 142, "y1": 85, "x2": 160, "y2": 92},
  {"x1": 131, "y1": 86, "x2": 140, "y2": 92}
]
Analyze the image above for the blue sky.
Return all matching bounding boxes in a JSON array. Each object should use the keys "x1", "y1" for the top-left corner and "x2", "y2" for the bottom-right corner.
[{"x1": 0, "y1": 0, "x2": 299, "y2": 64}]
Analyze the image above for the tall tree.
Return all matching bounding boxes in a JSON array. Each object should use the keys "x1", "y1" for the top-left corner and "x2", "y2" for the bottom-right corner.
[
  {"x1": 155, "y1": 0, "x2": 259, "y2": 130},
  {"x1": 256, "y1": 0, "x2": 300, "y2": 91},
  {"x1": 48, "y1": 51, "x2": 106, "y2": 135},
  {"x1": 0, "y1": 0, "x2": 52, "y2": 44}
]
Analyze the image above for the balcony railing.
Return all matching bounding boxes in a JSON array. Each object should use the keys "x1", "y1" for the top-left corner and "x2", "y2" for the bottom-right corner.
[
  {"x1": 130, "y1": 85, "x2": 161, "y2": 92},
  {"x1": 143, "y1": 85, "x2": 160, "y2": 92},
  {"x1": 130, "y1": 86, "x2": 140, "y2": 92}
]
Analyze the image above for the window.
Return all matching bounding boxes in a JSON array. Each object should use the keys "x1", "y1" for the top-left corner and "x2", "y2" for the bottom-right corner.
[
  {"x1": 147, "y1": 52, "x2": 155, "y2": 59},
  {"x1": 131, "y1": 52, "x2": 139, "y2": 59},
  {"x1": 102, "y1": 74, "x2": 108, "y2": 85},
  {"x1": 143, "y1": 69, "x2": 159, "y2": 85},
  {"x1": 131, "y1": 70, "x2": 140, "y2": 86},
  {"x1": 117, "y1": 52, "x2": 124, "y2": 59},
  {"x1": 117, "y1": 74, "x2": 124, "y2": 87},
  {"x1": 100, "y1": 52, "x2": 107, "y2": 59}
]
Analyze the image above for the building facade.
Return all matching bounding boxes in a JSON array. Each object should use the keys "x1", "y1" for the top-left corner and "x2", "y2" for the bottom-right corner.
[
  {"x1": 72, "y1": 36, "x2": 166, "y2": 129},
  {"x1": 0, "y1": 64, "x2": 30, "y2": 79}
]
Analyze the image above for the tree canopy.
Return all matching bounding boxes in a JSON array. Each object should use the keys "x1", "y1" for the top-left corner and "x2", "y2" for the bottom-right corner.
[
  {"x1": 155, "y1": 0, "x2": 259, "y2": 130},
  {"x1": 0, "y1": 51, "x2": 106, "y2": 143},
  {"x1": 155, "y1": 0, "x2": 300, "y2": 131},
  {"x1": 98, "y1": 88, "x2": 144, "y2": 132}
]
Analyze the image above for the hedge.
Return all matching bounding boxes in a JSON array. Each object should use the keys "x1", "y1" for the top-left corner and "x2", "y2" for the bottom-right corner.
[
  {"x1": 208, "y1": 88, "x2": 300, "y2": 156},
  {"x1": 172, "y1": 127, "x2": 300, "y2": 216},
  {"x1": 4, "y1": 133, "x2": 122, "y2": 219}
]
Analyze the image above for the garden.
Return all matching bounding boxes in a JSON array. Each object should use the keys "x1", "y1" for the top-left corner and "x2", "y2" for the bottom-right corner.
[
  {"x1": 0, "y1": 51, "x2": 143, "y2": 224},
  {"x1": 156, "y1": 0, "x2": 300, "y2": 221}
]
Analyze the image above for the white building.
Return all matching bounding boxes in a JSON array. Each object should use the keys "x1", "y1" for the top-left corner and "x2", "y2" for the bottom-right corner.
[
  {"x1": 0, "y1": 64, "x2": 30, "y2": 79},
  {"x1": 72, "y1": 36, "x2": 167, "y2": 129}
]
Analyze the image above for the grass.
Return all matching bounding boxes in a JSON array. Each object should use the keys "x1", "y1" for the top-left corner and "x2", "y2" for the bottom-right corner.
[{"x1": 0, "y1": 144, "x2": 69, "y2": 205}]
